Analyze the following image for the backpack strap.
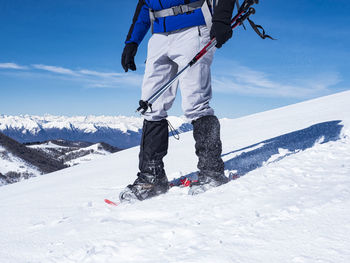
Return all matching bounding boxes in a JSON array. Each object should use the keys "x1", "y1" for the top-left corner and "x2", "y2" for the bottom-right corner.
[
  {"x1": 201, "y1": 0, "x2": 214, "y2": 30},
  {"x1": 149, "y1": 9, "x2": 155, "y2": 33},
  {"x1": 202, "y1": 0, "x2": 239, "y2": 31}
]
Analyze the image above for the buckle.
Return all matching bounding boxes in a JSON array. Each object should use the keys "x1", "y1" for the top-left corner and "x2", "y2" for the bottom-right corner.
[{"x1": 172, "y1": 5, "x2": 183, "y2": 16}]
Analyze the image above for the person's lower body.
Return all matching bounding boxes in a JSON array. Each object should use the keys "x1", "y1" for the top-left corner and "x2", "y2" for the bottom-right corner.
[
  {"x1": 119, "y1": 26, "x2": 227, "y2": 202},
  {"x1": 189, "y1": 115, "x2": 229, "y2": 195},
  {"x1": 119, "y1": 119, "x2": 170, "y2": 202}
]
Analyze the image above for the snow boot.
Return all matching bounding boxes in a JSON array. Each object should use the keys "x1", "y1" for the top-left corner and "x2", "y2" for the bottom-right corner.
[
  {"x1": 119, "y1": 161, "x2": 169, "y2": 202},
  {"x1": 119, "y1": 119, "x2": 169, "y2": 202},
  {"x1": 188, "y1": 170, "x2": 229, "y2": 195},
  {"x1": 189, "y1": 115, "x2": 228, "y2": 195}
]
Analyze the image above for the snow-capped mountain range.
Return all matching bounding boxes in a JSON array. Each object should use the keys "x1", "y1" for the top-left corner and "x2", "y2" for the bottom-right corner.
[
  {"x1": 0, "y1": 115, "x2": 190, "y2": 186},
  {"x1": 0, "y1": 115, "x2": 192, "y2": 149},
  {"x1": 1, "y1": 90, "x2": 350, "y2": 262}
]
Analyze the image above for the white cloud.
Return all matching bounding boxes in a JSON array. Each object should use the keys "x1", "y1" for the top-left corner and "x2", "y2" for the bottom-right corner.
[
  {"x1": 83, "y1": 72, "x2": 143, "y2": 89},
  {"x1": 1, "y1": 61, "x2": 342, "y2": 97},
  {"x1": 28, "y1": 64, "x2": 143, "y2": 88},
  {"x1": 32, "y1": 64, "x2": 79, "y2": 76},
  {"x1": 0, "y1": 63, "x2": 27, "y2": 70},
  {"x1": 79, "y1": 69, "x2": 123, "y2": 78},
  {"x1": 212, "y1": 63, "x2": 342, "y2": 99}
]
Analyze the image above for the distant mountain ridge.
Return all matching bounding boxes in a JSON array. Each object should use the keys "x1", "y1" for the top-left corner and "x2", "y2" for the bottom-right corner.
[
  {"x1": 0, "y1": 132, "x2": 67, "y2": 173},
  {"x1": 0, "y1": 115, "x2": 192, "y2": 149},
  {"x1": 0, "y1": 133, "x2": 121, "y2": 186},
  {"x1": 26, "y1": 140, "x2": 121, "y2": 166},
  {"x1": 0, "y1": 132, "x2": 67, "y2": 185}
]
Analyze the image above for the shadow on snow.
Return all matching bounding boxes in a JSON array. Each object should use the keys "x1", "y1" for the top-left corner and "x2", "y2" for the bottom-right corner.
[
  {"x1": 170, "y1": 120, "x2": 343, "y2": 186},
  {"x1": 223, "y1": 120, "x2": 343, "y2": 176}
]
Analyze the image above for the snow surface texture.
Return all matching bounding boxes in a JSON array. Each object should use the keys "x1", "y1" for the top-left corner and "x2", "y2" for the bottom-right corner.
[
  {"x1": 0, "y1": 115, "x2": 191, "y2": 148},
  {"x1": 1, "y1": 91, "x2": 350, "y2": 262}
]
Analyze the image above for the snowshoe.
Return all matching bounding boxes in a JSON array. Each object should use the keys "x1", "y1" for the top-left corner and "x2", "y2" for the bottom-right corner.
[
  {"x1": 188, "y1": 171, "x2": 229, "y2": 195},
  {"x1": 119, "y1": 172, "x2": 169, "y2": 202}
]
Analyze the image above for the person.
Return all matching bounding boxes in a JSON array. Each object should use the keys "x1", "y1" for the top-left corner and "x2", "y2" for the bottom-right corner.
[{"x1": 120, "y1": 0, "x2": 236, "y2": 202}]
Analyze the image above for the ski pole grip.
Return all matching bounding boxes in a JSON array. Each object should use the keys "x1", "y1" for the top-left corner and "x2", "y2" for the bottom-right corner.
[
  {"x1": 241, "y1": 0, "x2": 258, "y2": 12},
  {"x1": 137, "y1": 100, "x2": 148, "y2": 114}
]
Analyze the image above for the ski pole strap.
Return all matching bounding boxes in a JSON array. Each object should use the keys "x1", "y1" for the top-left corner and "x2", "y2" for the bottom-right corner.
[
  {"x1": 247, "y1": 17, "x2": 276, "y2": 40},
  {"x1": 167, "y1": 120, "x2": 180, "y2": 140}
]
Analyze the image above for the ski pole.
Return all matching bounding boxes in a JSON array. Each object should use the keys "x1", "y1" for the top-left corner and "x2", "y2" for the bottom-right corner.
[{"x1": 136, "y1": 0, "x2": 259, "y2": 114}]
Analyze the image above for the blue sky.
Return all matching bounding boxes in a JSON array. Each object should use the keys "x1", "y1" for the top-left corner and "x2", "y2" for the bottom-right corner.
[{"x1": 0, "y1": 0, "x2": 349, "y2": 118}]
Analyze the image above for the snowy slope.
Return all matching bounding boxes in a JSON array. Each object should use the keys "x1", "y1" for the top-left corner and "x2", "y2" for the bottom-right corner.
[
  {"x1": 0, "y1": 137, "x2": 120, "y2": 186},
  {"x1": 0, "y1": 91, "x2": 350, "y2": 263},
  {"x1": 0, "y1": 133, "x2": 67, "y2": 185},
  {"x1": 61, "y1": 143, "x2": 118, "y2": 166},
  {"x1": 0, "y1": 145, "x2": 41, "y2": 178},
  {"x1": 0, "y1": 115, "x2": 191, "y2": 148},
  {"x1": 27, "y1": 140, "x2": 120, "y2": 167}
]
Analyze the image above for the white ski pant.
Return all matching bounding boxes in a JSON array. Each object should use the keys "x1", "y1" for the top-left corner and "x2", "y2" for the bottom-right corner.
[{"x1": 141, "y1": 25, "x2": 215, "y2": 122}]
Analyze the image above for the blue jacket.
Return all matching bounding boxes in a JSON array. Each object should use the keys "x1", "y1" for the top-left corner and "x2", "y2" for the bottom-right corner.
[{"x1": 125, "y1": 0, "x2": 208, "y2": 45}]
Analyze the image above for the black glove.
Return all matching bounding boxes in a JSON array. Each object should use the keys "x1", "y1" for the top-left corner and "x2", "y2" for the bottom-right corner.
[
  {"x1": 210, "y1": 0, "x2": 235, "y2": 48},
  {"x1": 210, "y1": 21, "x2": 233, "y2": 48},
  {"x1": 121, "y1": 42, "x2": 138, "y2": 72}
]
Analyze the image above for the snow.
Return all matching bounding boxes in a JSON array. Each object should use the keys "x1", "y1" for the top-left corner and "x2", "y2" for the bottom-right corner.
[
  {"x1": 0, "y1": 114, "x2": 188, "y2": 134},
  {"x1": 0, "y1": 90, "x2": 350, "y2": 262},
  {"x1": 27, "y1": 141, "x2": 114, "y2": 166},
  {"x1": 0, "y1": 114, "x2": 190, "y2": 148},
  {"x1": 28, "y1": 141, "x2": 70, "y2": 150},
  {"x1": 64, "y1": 143, "x2": 113, "y2": 166},
  {"x1": 0, "y1": 145, "x2": 41, "y2": 177}
]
